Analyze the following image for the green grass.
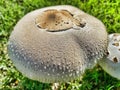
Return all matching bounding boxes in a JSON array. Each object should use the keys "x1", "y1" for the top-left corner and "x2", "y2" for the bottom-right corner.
[{"x1": 0, "y1": 0, "x2": 120, "y2": 90}]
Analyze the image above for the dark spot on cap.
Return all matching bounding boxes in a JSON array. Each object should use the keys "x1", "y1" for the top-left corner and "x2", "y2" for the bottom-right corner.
[
  {"x1": 66, "y1": 22, "x2": 69, "y2": 24},
  {"x1": 106, "y1": 51, "x2": 109, "y2": 56},
  {"x1": 112, "y1": 43, "x2": 119, "y2": 46},
  {"x1": 119, "y1": 48, "x2": 120, "y2": 51},
  {"x1": 113, "y1": 33, "x2": 120, "y2": 36},
  {"x1": 79, "y1": 22, "x2": 86, "y2": 28},
  {"x1": 113, "y1": 57, "x2": 118, "y2": 63}
]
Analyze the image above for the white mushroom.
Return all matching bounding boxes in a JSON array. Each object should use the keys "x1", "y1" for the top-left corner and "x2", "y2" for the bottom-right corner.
[
  {"x1": 8, "y1": 5, "x2": 108, "y2": 83},
  {"x1": 99, "y1": 33, "x2": 120, "y2": 79}
]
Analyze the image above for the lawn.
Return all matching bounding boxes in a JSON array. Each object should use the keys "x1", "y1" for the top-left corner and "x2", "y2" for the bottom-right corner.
[{"x1": 0, "y1": 0, "x2": 120, "y2": 90}]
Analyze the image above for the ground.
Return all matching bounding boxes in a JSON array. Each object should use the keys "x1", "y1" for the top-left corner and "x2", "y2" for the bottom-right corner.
[{"x1": 0, "y1": 0, "x2": 120, "y2": 90}]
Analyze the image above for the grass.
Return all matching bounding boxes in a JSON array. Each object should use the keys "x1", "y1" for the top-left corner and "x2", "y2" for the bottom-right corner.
[{"x1": 0, "y1": 0, "x2": 120, "y2": 90}]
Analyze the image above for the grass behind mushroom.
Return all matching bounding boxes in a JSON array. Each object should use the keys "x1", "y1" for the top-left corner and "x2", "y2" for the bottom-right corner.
[{"x1": 0, "y1": 0, "x2": 120, "y2": 90}]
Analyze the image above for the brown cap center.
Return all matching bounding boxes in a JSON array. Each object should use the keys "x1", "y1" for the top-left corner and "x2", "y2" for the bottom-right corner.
[{"x1": 35, "y1": 9, "x2": 81, "y2": 32}]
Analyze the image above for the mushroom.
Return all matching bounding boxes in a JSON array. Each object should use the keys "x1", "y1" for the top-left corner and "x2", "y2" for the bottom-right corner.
[
  {"x1": 99, "y1": 33, "x2": 120, "y2": 79},
  {"x1": 7, "y1": 5, "x2": 108, "y2": 83}
]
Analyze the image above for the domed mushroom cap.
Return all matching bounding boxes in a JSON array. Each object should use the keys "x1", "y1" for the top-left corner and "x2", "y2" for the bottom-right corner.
[
  {"x1": 99, "y1": 33, "x2": 120, "y2": 79},
  {"x1": 8, "y1": 5, "x2": 108, "y2": 83}
]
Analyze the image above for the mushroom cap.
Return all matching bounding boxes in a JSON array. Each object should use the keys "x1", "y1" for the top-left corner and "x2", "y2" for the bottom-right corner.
[
  {"x1": 8, "y1": 5, "x2": 108, "y2": 83},
  {"x1": 99, "y1": 33, "x2": 120, "y2": 79}
]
